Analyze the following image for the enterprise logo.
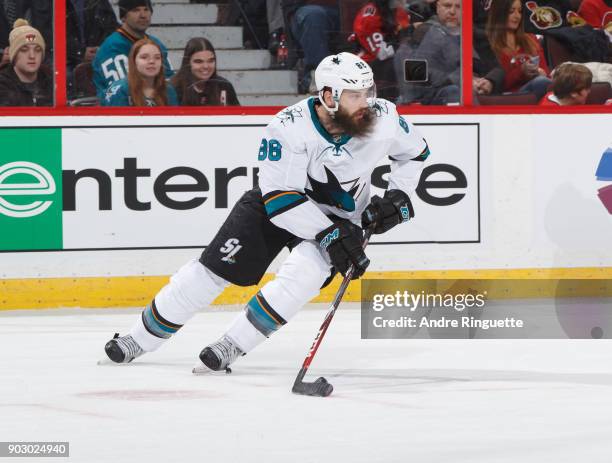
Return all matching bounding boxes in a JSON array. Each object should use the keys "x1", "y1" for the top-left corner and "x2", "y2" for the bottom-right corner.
[
  {"x1": 596, "y1": 148, "x2": 612, "y2": 214},
  {"x1": 0, "y1": 161, "x2": 56, "y2": 218}
]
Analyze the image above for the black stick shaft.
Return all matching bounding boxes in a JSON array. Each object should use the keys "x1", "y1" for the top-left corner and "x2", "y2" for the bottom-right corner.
[{"x1": 293, "y1": 229, "x2": 373, "y2": 387}]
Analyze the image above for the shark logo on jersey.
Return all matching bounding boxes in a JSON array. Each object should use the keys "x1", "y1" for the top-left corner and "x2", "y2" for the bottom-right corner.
[
  {"x1": 104, "y1": 84, "x2": 121, "y2": 103},
  {"x1": 277, "y1": 107, "x2": 304, "y2": 126},
  {"x1": 305, "y1": 166, "x2": 360, "y2": 212},
  {"x1": 372, "y1": 100, "x2": 389, "y2": 117},
  {"x1": 400, "y1": 204, "x2": 411, "y2": 221}
]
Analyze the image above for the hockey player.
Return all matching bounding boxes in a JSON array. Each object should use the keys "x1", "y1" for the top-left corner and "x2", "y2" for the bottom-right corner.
[
  {"x1": 104, "y1": 52, "x2": 430, "y2": 374},
  {"x1": 92, "y1": 0, "x2": 172, "y2": 100}
]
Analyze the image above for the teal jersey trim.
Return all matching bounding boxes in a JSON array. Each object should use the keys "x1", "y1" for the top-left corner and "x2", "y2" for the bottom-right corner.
[
  {"x1": 307, "y1": 97, "x2": 352, "y2": 149},
  {"x1": 263, "y1": 191, "x2": 306, "y2": 217},
  {"x1": 246, "y1": 292, "x2": 286, "y2": 337},
  {"x1": 413, "y1": 145, "x2": 431, "y2": 161}
]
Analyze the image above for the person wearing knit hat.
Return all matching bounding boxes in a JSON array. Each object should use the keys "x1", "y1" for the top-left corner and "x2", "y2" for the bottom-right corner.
[
  {"x1": 8, "y1": 18, "x2": 46, "y2": 63},
  {"x1": 92, "y1": 0, "x2": 173, "y2": 100},
  {"x1": 0, "y1": 19, "x2": 52, "y2": 106}
]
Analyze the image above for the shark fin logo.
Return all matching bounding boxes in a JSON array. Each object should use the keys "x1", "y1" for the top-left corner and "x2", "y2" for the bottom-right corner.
[
  {"x1": 0, "y1": 161, "x2": 56, "y2": 218},
  {"x1": 305, "y1": 166, "x2": 359, "y2": 212}
]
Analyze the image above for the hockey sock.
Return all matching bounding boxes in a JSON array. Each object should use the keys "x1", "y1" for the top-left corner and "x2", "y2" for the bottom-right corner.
[{"x1": 130, "y1": 259, "x2": 228, "y2": 352}]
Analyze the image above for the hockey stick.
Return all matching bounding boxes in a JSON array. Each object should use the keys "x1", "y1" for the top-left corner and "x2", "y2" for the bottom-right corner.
[{"x1": 292, "y1": 228, "x2": 373, "y2": 397}]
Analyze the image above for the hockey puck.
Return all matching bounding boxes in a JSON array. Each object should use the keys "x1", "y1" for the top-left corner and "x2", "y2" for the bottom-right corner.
[{"x1": 314, "y1": 377, "x2": 333, "y2": 397}]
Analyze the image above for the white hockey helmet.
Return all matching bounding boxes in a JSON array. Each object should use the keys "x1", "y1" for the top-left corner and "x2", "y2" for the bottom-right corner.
[{"x1": 314, "y1": 52, "x2": 376, "y2": 114}]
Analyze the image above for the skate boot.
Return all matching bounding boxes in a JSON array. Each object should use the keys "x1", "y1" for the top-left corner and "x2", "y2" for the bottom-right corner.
[
  {"x1": 104, "y1": 333, "x2": 144, "y2": 363},
  {"x1": 192, "y1": 335, "x2": 244, "y2": 375}
]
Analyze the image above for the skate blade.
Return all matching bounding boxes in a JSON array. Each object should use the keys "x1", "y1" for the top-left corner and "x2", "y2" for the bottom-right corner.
[
  {"x1": 192, "y1": 360, "x2": 232, "y2": 375},
  {"x1": 97, "y1": 357, "x2": 130, "y2": 366}
]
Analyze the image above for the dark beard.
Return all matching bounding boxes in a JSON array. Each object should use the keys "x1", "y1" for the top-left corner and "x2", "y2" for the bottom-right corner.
[{"x1": 333, "y1": 106, "x2": 376, "y2": 137}]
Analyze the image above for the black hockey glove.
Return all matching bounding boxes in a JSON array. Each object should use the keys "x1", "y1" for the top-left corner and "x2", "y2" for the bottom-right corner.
[
  {"x1": 316, "y1": 220, "x2": 370, "y2": 280},
  {"x1": 361, "y1": 189, "x2": 414, "y2": 234}
]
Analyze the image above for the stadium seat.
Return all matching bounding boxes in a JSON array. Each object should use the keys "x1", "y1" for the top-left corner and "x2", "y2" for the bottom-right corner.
[
  {"x1": 477, "y1": 93, "x2": 539, "y2": 105},
  {"x1": 586, "y1": 82, "x2": 612, "y2": 105},
  {"x1": 544, "y1": 36, "x2": 574, "y2": 69}
]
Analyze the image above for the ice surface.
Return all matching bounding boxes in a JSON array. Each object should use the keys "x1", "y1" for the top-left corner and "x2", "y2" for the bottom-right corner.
[{"x1": 1, "y1": 303, "x2": 611, "y2": 463}]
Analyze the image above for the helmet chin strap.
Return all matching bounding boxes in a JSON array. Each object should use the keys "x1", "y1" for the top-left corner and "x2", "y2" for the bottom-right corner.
[{"x1": 318, "y1": 88, "x2": 341, "y2": 115}]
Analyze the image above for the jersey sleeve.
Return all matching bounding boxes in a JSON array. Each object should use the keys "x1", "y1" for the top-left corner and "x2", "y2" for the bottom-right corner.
[
  {"x1": 257, "y1": 120, "x2": 334, "y2": 240},
  {"x1": 386, "y1": 110, "x2": 430, "y2": 197}
]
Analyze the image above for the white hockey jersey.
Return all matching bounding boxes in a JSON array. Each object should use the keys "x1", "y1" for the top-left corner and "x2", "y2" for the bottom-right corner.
[{"x1": 258, "y1": 97, "x2": 430, "y2": 240}]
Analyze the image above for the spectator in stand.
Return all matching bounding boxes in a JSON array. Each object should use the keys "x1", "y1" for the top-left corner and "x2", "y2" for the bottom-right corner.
[
  {"x1": 14, "y1": 0, "x2": 53, "y2": 63},
  {"x1": 396, "y1": 0, "x2": 462, "y2": 105},
  {"x1": 0, "y1": 19, "x2": 51, "y2": 106},
  {"x1": 102, "y1": 38, "x2": 177, "y2": 106},
  {"x1": 405, "y1": 0, "x2": 436, "y2": 25},
  {"x1": 577, "y1": 0, "x2": 612, "y2": 32},
  {"x1": 66, "y1": 0, "x2": 118, "y2": 74},
  {"x1": 473, "y1": 0, "x2": 505, "y2": 96},
  {"x1": 1, "y1": 2, "x2": 9, "y2": 51},
  {"x1": 352, "y1": 0, "x2": 411, "y2": 101},
  {"x1": 93, "y1": 0, "x2": 172, "y2": 100},
  {"x1": 283, "y1": 0, "x2": 340, "y2": 93},
  {"x1": 486, "y1": 0, "x2": 551, "y2": 100},
  {"x1": 170, "y1": 37, "x2": 240, "y2": 106},
  {"x1": 1, "y1": 46, "x2": 9, "y2": 66},
  {"x1": 540, "y1": 62, "x2": 593, "y2": 105}
]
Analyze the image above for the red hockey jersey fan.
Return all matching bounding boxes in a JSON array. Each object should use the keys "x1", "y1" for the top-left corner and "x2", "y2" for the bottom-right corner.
[{"x1": 352, "y1": 1, "x2": 410, "y2": 62}]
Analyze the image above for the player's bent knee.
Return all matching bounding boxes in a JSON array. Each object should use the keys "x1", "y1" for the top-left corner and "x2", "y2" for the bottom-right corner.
[{"x1": 157, "y1": 259, "x2": 227, "y2": 320}]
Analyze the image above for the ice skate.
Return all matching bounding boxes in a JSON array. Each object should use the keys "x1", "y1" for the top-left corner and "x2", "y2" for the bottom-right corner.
[
  {"x1": 104, "y1": 333, "x2": 144, "y2": 364},
  {"x1": 192, "y1": 335, "x2": 243, "y2": 375}
]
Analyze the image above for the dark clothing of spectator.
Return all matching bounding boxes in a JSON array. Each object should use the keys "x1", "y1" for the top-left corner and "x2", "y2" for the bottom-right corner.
[
  {"x1": 290, "y1": 1, "x2": 339, "y2": 71},
  {"x1": 282, "y1": 0, "x2": 339, "y2": 91},
  {"x1": 405, "y1": 0, "x2": 435, "y2": 24},
  {"x1": 398, "y1": 15, "x2": 461, "y2": 104},
  {"x1": 175, "y1": 75, "x2": 240, "y2": 106},
  {"x1": 224, "y1": 0, "x2": 268, "y2": 49},
  {"x1": 546, "y1": 25, "x2": 611, "y2": 63},
  {"x1": 66, "y1": 0, "x2": 118, "y2": 68},
  {"x1": 0, "y1": 63, "x2": 52, "y2": 106},
  {"x1": 474, "y1": 48, "x2": 505, "y2": 93},
  {"x1": 473, "y1": 0, "x2": 505, "y2": 93},
  {"x1": 16, "y1": 0, "x2": 53, "y2": 59},
  {"x1": 0, "y1": 2, "x2": 9, "y2": 49}
]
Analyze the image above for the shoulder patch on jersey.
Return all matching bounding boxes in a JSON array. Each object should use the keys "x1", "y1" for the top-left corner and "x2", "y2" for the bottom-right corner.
[
  {"x1": 399, "y1": 115, "x2": 410, "y2": 134},
  {"x1": 276, "y1": 106, "x2": 305, "y2": 126},
  {"x1": 372, "y1": 100, "x2": 389, "y2": 117}
]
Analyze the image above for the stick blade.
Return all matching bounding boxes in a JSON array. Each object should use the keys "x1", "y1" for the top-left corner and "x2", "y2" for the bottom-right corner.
[{"x1": 292, "y1": 376, "x2": 333, "y2": 397}]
